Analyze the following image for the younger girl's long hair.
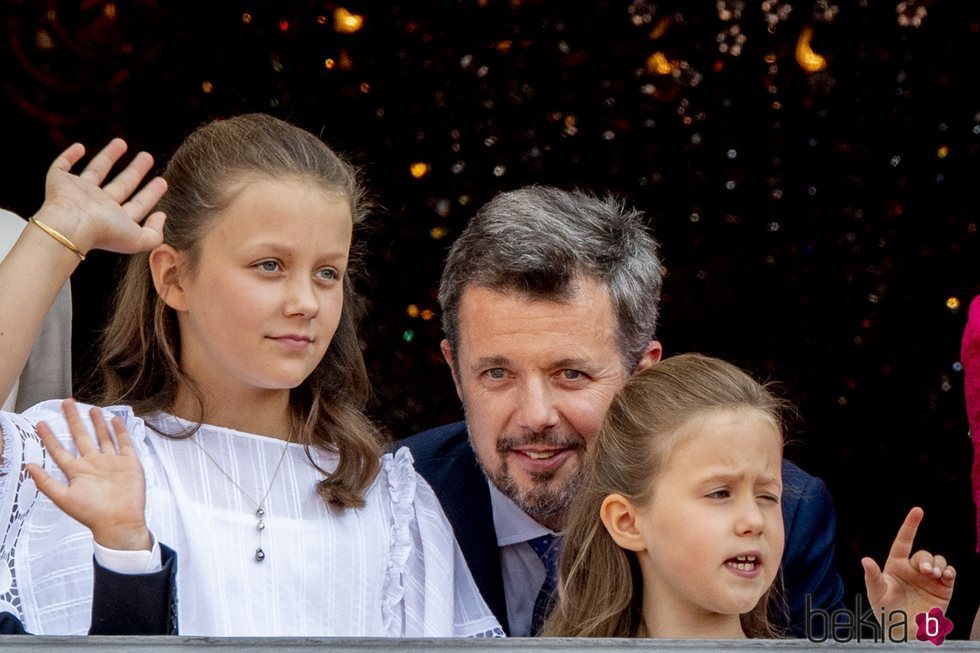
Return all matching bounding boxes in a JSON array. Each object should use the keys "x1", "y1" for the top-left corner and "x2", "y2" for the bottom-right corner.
[
  {"x1": 541, "y1": 353, "x2": 787, "y2": 638},
  {"x1": 90, "y1": 113, "x2": 383, "y2": 509}
]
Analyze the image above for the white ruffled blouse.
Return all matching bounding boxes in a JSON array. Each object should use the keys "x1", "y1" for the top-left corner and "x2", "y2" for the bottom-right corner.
[{"x1": 0, "y1": 401, "x2": 502, "y2": 637}]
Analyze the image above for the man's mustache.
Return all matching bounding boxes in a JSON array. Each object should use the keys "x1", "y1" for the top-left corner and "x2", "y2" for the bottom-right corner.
[{"x1": 496, "y1": 431, "x2": 586, "y2": 453}]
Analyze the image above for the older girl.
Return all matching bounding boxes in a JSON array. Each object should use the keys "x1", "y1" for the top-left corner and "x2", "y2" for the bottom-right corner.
[
  {"x1": 543, "y1": 353, "x2": 955, "y2": 638},
  {"x1": 0, "y1": 114, "x2": 500, "y2": 637}
]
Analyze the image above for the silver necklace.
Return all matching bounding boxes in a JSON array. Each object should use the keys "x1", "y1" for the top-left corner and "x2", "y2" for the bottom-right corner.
[{"x1": 191, "y1": 429, "x2": 293, "y2": 562}]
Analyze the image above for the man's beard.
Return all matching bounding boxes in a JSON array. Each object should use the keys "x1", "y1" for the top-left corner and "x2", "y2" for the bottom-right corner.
[{"x1": 474, "y1": 430, "x2": 586, "y2": 527}]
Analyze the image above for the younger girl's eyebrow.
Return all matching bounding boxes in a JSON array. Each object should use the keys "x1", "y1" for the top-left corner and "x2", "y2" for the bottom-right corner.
[{"x1": 697, "y1": 471, "x2": 783, "y2": 488}]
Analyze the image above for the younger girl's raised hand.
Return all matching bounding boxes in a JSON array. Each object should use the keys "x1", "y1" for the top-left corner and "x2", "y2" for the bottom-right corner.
[
  {"x1": 861, "y1": 507, "x2": 955, "y2": 623},
  {"x1": 25, "y1": 399, "x2": 151, "y2": 552},
  {"x1": 34, "y1": 139, "x2": 168, "y2": 257}
]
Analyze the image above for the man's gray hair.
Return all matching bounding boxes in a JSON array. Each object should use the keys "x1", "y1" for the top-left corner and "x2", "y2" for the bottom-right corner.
[{"x1": 439, "y1": 186, "x2": 663, "y2": 372}]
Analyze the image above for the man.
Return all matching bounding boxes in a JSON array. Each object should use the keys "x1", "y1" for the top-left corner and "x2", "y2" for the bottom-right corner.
[{"x1": 401, "y1": 186, "x2": 844, "y2": 636}]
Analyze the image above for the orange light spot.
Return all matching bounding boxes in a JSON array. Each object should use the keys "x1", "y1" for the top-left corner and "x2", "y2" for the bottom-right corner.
[
  {"x1": 646, "y1": 52, "x2": 672, "y2": 75},
  {"x1": 795, "y1": 27, "x2": 827, "y2": 73},
  {"x1": 334, "y1": 7, "x2": 364, "y2": 33}
]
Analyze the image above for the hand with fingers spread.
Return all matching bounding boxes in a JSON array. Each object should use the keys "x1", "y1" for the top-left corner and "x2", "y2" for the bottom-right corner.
[
  {"x1": 861, "y1": 507, "x2": 955, "y2": 625},
  {"x1": 0, "y1": 141, "x2": 167, "y2": 410},
  {"x1": 25, "y1": 398, "x2": 151, "y2": 552},
  {"x1": 33, "y1": 138, "x2": 168, "y2": 256}
]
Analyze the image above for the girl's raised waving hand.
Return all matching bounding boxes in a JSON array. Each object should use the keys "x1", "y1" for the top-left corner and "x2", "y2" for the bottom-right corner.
[{"x1": 0, "y1": 140, "x2": 167, "y2": 408}]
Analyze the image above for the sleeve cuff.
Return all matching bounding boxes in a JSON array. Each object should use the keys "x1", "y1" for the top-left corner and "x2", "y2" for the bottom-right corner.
[{"x1": 93, "y1": 533, "x2": 163, "y2": 575}]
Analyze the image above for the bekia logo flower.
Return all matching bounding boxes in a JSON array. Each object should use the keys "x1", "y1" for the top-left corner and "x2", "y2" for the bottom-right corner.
[{"x1": 915, "y1": 607, "x2": 953, "y2": 646}]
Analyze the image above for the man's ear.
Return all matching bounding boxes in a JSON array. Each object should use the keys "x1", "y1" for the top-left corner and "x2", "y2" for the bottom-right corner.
[
  {"x1": 440, "y1": 339, "x2": 463, "y2": 401},
  {"x1": 149, "y1": 244, "x2": 187, "y2": 311},
  {"x1": 633, "y1": 340, "x2": 663, "y2": 374},
  {"x1": 600, "y1": 493, "x2": 647, "y2": 553}
]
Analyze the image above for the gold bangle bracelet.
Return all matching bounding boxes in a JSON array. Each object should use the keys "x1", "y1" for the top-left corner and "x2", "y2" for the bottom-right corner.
[{"x1": 29, "y1": 217, "x2": 86, "y2": 261}]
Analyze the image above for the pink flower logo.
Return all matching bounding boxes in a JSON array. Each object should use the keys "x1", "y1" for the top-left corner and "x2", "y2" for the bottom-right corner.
[{"x1": 915, "y1": 608, "x2": 953, "y2": 646}]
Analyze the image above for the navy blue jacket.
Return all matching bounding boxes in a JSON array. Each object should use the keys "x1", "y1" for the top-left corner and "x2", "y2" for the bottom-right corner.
[
  {"x1": 0, "y1": 544, "x2": 178, "y2": 635},
  {"x1": 400, "y1": 421, "x2": 845, "y2": 637}
]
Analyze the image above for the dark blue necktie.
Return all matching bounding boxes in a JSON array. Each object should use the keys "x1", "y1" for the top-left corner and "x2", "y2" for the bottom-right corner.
[{"x1": 527, "y1": 533, "x2": 560, "y2": 635}]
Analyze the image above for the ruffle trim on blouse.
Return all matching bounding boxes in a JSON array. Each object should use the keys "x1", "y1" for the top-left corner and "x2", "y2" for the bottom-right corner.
[{"x1": 380, "y1": 446, "x2": 417, "y2": 632}]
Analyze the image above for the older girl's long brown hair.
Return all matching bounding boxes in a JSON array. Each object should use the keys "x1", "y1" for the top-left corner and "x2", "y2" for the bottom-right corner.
[
  {"x1": 541, "y1": 353, "x2": 787, "y2": 638},
  {"x1": 89, "y1": 113, "x2": 383, "y2": 509}
]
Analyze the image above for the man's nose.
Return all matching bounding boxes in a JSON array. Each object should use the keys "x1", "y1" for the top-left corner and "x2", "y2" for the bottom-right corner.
[{"x1": 515, "y1": 377, "x2": 561, "y2": 432}]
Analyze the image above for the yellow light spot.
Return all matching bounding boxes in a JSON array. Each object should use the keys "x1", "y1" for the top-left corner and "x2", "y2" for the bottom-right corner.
[
  {"x1": 764, "y1": 53, "x2": 777, "y2": 64},
  {"x1": 937, "y1": 145, "x2": 949, "y2": 159},
  {"x1": 410, "y1": 162, "x2": 430, "y2": 179},
  {"x1": 649, "y1": 17, "x2": 670, "y2": 40},
  {"x1": 241, "y1": 12, "x2": 252, "y2": 24},
  {"x1": 795, "y1": 27, "x2": 827, "y2": 73},
  {"x1": 338, "y1": 50, "x2": 353, "y2": 71},
  {"x1": 947, "y1": 297, "x2": 960, "y2": 310},
  {"x1": 324, "y1": 58, "x2": 336, "y2": 70},
  {"x1": 359, "y1": 82, "x2": 371, "y2": 93},
  {"x1": 646, "y1": 52, "x2": 672, "y2": 75},
  {"x1": 104, "y1": 3, "x2": 117, "y2": 19},
  {"x1": 201, "y1": 80, "x2": 214, "y2": 94},
  {"x1": 430, "y1": 226, "x2": 449, "y2": 240},
  {"x1": 316, "y1": 15, "x2": 327, "y2": 25},
  {"x1": 420, "y1": 309, "x2": 435, "y2": 321},
  {"x1": 406, "y1": 304, "x2": 420, "y2": 318},
  {"x1": 34, "y1": 29, "x2": 54, "y2": 50},
  {"x1": 334, "y1": 7, "x2": 364, "y2": 33}
]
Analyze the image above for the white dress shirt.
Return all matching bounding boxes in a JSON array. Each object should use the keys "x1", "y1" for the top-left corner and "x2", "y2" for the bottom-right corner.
[{"x1": 488, "y1": 480, "x2": 558, "y2": 637}]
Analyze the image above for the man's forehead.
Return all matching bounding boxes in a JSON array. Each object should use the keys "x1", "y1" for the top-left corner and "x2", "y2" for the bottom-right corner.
[
  {"x1": 457, "y1": 277, "x2": 613, "y2": 313},
  {"x1": 457, "y1": 280, "x2": 619, "y2": 346}
]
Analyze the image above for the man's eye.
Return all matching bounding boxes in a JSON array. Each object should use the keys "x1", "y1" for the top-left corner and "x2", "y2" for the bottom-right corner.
[
  {"x1": 485, "y1": 368, "x2": 506, "y2": 380},
  {"x1": 759, "y1": 494, "x2": 781, "y2": 504},
  {"x1": 562, "y1": 369, "x2": 584, "y2": 380},
  {"x1": 257, "y1": 260, "x2": 280, "y2": 272},
  {"x1": 706, "y1": 490, "x2": 730, "y2": 499}
]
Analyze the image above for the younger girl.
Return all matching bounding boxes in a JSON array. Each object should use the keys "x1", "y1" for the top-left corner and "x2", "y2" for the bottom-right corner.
[
  {"x1": 543, "y1": 353, "x2": 955, "y2": 638},
  {"x1": 0, "y1": 114, "x2": 500, "y2": 637}
]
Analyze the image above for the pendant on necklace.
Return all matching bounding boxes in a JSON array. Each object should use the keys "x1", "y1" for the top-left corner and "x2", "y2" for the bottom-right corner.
[{"x1": 255, "y1": 507, "x2": 266, "y2": 562}]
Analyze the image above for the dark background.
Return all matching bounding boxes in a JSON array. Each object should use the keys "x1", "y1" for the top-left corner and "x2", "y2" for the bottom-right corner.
[{"x1": 2, "y1": 0, "x2": 978, "y2": 637}]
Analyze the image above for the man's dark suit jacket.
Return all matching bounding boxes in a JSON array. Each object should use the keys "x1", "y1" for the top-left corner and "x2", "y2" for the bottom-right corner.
[
  {"x1": 0, "y1": 544, "x2": 178, "y2": 635},
  {"x1": 401, "y1": 421, "x2": 845, "y2": 637}
]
